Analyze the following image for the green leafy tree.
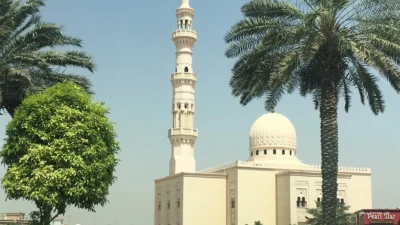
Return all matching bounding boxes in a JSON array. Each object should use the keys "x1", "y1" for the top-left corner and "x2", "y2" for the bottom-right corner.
[
  {"x1": 0, "y1": 0, "x2": 96, "y2": 116},
  {"x1": 306, "y1": 202, "x2": 352, "y2": 225},
  {"x1": 0, "y1": 82, "x2": 120, "y2": 225},
  {"x1": 224, "y1": 0, "x2": 400, "y2": 224}
]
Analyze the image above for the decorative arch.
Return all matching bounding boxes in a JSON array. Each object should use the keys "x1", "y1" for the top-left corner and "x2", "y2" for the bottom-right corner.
[
  {"x1": 184, "y1": 66, "x2": 189, "y2": 72},
  {"x1": 296, "y1": 189, "x2": 307, "y2": 208}
]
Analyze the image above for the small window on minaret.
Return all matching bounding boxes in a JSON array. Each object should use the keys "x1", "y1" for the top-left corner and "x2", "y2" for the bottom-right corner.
[
  {"x1": 158, "y1": 202, "x2": 161, "y2": 210},
  {"x1": 184, "y1": 67, "x2": 189, "y2": 72},
  {"x1": 167, "y1": 200, "x2": 170, "y2": 209},
  {"x1": 290, "y1": 150, "x2": 292, "y2": 155},
  {"x1": 264, "y1": 149, "x2": 267, "y2": 155},
  {"x1": 273, "y1": 149, "x2": 276, "y2": 154},
  {"x1": 185, "y1": 20, "x2": 188, "y2": 29},
  {"x1": 231, "y1": 198, "x2": 236, "y2": 208},
  {"x1": 178, "y1": 104, "x2": 181, "y2": 109},
  {"x1": 282, "y1": 150, "x2": 285, "y2": 155},
  {"x1": 256, "y1": 150, "x2": 259, "y2": 155},
  {"x1": 177, "y1": 198, "x2": 181, "y2": 208},
  {"x1": 184, "y1": 104, "x2": 188, "y2": 109},
  {"x1": 250, "y1": 151, "x2": 253, "y2": 156},
  {"x1": 296, "y1": 197, "x2": 301, "y2": 207}
]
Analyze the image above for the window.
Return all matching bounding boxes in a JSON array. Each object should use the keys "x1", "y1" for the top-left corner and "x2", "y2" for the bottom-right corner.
[
  {"x1": 340, "y1": 198, "x2": 345, "y2": 205},
  {"x1": 184, "y1": 104, "x2": 188, "y2": 109},
  {"x1": 250, "y1": 151, "x2": 253, "y2": 156},
  {"x1": 177, "y1": 197, "x2": 181, "y2": 208},
  {"x1": 273, "y1": 149, "x2": 276, "y2": 154},
  {"x1": 167, "y1": 200, "x2": 170, "y2": 209},
  {"x1": 158, "y1": 202, "x2": 161, "y2": 210},
  {"x1": 290, "y1": 150, "x2": 292, "y2": 155},
  {"x1": 301, "y1": 197, "x2": 307, "y2": 208},
  {"x1": 296, "y1": 197, "x2": 301, "y2": 207},
  {"x1": 231, "y1": 198, "x2": 236, "y2": 208},
  {"x1": 317, "y1": 197, "x2": 321, "y2": 207},
  {"x1": 256, "y1": 150, "x2": 259, "y2": 155},
  {"x1": 282, "y1": 150, "x2": 285, "y2": 155},
  {"x1": 178, "y1": 104, "x2": 181, "y2": 109},
  {"x1": 184, "y1": 67, "x2": 189, "y2": 72},
  {"x1": 264, "y1": 149, "x2": 267, "y2": 155}
]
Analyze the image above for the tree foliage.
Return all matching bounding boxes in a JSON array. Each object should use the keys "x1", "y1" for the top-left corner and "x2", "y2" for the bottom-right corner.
[
  {"x1": 224, "y1": 0, "x2": 400, "y2": 224},
  {"x1": 306, "y1": 202, "x2": 353, "y2": 225},
  {"x1": 0, "y1": 82, "x2": 120, "y2": 225},
  {"x1": 0, "y1": 0, "x2": 96, "y2": 116}
]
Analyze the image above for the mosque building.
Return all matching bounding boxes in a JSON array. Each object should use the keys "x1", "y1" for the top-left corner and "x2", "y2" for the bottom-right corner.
[{"x1": 154, "y1": 1, "x2": 373, "y2": 225}]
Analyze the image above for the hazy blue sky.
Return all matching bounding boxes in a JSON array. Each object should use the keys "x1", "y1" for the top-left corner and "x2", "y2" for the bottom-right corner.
[{"x1": 1, "y1": 0, "x2": 399, "y2": 225}]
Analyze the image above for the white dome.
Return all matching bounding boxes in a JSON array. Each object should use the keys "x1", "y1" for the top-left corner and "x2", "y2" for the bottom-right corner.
[{"x1": 249, "y1": 112, "x2": 296, "y2": 150}]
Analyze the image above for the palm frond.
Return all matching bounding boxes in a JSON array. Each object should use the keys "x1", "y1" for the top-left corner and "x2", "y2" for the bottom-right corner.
[{"x1": 240, "y1": 0, "x2": 305, "y2": 20}]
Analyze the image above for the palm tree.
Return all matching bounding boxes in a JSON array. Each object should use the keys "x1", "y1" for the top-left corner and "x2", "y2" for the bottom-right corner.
[
  {"x1": 224, "y1": 0, "x2": 400, "y2": 224},
  {"x1": 0, "y1": 0, "x2": 96, "y2": 116},
  {"x1": 306, "y1": 201, "x2": 353, "y2": 225}
]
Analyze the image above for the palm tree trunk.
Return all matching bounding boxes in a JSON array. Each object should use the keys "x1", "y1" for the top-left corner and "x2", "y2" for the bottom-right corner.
[{"x1": 320, "y1": 85, "x2": 339, "y2": 225}]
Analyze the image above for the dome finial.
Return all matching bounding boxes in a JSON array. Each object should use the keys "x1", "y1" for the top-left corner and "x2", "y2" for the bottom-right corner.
[{"x1": 179, "y1": 0, "x2": 190, "y2": 8}]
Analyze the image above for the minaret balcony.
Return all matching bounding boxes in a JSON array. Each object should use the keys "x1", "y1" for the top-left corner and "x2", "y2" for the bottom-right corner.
[
  {"x1": 171, "y1": 72, "x2": 196, "y2": 81},
  {"x1": 172, "y1": 30, "x2": 197, "y2": 40},
  {"x1": 168, "y1": 128, "x2": 198, "y2": 137}
]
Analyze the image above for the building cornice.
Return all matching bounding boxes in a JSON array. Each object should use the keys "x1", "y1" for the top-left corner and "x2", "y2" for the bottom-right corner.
[
  {"x1": 198, "y1": 160, "x2": 371, "y2": 175},
  {"x1": 154, "y1": 172, "x2": 227, "y2": 182},
  {"x1": 276, "y1": 170, "x2": 353, "y2": 179}
]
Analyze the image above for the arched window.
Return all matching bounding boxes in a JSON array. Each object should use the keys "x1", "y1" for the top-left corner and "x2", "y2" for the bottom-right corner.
[
  {"x1": 184, "y1": 67, "x2": 189, "y2": 72},
  {"x1": 301, "y1": 197, "x2": 307, "y2": 208},
  {"x1": 317, "y1": 197, "x2": 321, "y2": 207},
  {"x1": 184, "y1": 103, "x2": 188, "y2": 109},
  {"x1": 264, "y1": 149, "x2": 267, "y2": 155},
  {"x1": 296, "y1": 197, "x2": 301, "y2": 207},
  {"x1": 290, "y1": 150, "x2": 292, "y2": 155},
  {"x1": 167, "y1": 200, "x2": 170, "y2": 209},
  {"x1": 282, "y1": 150, "x2": 285, "y2": 155},
  {"x1": 231, "y1": 198, "x2": 236, "y2": 208},
  {"x1": 340, "y1": 198, "x2": 345, "y2": 205},
  {"x1": 178, "y1": 103, "x2": 181, "y2": 109},
  {"x1": 273, "y1": 149, "x2": 276, "y2": 154},
  {"x1": 251, "y1": 151, "x2": 253, "y2": 156},
  {"x1": 256, "y1": 150, "x2": 259, "y2": 155},
  {"x1": 177, "y1": 197, "x2": 181, "y2": 208},
  {"x1": 185, "y1": 20, "x2": 188, "y2": 29}
]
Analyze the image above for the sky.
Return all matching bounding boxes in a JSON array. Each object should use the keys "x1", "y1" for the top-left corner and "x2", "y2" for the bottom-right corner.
[{"x1": 1, "y1": 0, "x2": 400, "y2": 225}]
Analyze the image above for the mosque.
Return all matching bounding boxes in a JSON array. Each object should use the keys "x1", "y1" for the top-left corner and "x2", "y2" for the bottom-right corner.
[{"x1": 154, "y1": 1, "x2": 373, "y2": 225}]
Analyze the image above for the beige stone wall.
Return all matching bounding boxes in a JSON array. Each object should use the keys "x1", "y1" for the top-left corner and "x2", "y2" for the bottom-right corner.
[{"x1": 236, "y1": 168, "x2": 277, "y2": 225}]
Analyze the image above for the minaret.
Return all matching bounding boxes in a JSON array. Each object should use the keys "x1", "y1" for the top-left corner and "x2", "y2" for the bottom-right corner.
[{"x1": 168, "y1": 0, "x2": 198, "y2": 175}]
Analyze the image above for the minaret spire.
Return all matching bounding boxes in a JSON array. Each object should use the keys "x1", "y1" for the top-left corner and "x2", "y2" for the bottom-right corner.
[
  {"x1": 179, "y1": 0, "x2": 190, "y2": 8},
  {"x1": 168, "y1": 0, "x2": 198, "y2": 175}
]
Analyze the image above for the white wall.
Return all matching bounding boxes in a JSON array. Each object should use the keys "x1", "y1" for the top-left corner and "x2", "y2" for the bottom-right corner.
[
  {"x1": 237, "y1": 168, "x2": 277, "y2": 225},
  {"x1": 276, "y1": 171, "x2": 372, "y2": 224},
  {"x1": 182, "y1": 174, "x2": 226, "y2": 225}
]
